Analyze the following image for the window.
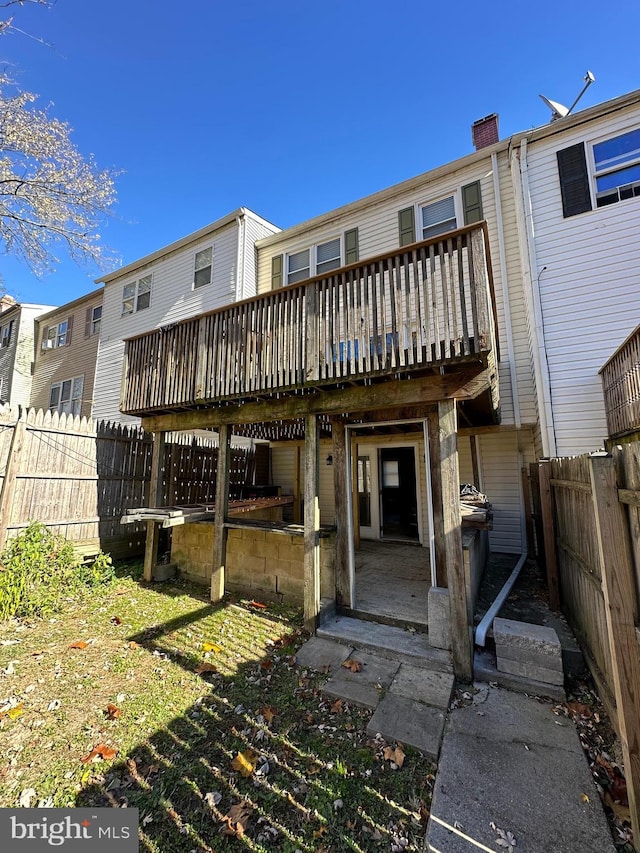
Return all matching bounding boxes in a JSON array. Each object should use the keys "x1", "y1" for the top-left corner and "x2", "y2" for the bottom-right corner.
[
  {"x1": 593, "y1": 128, "x2": 640, "y2": 207},
  {"x1": 122, "y1": 274, "x2": 152, "y2": 315},
  {"x1": 49, "y1": 375, "x2": 84, "y2": 416},
  {"x1": 91, "y1": 306, "x2": 101, "y2": 335},
  {"x1": 1, "y1": 320, "x2": 13, "y2": 348},
  {"x1": 420, "y1": 196, "x2": 457, "y2": 239},
  {"x1": 194, "y1": 247, "x2": 213, "y2": 288},
  {"x1": 286, "y1": 238, "x2": 341, "y2": 284},
  {"x1": 42, "y1": 319, "x2": 70, "y2": 350}
]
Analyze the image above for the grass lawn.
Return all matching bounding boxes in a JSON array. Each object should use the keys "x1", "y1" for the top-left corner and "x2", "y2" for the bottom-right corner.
[{"x1": 0, "y1": 562, "x2": 435, "y2": 852}]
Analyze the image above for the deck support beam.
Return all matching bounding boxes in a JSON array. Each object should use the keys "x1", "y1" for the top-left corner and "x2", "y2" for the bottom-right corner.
[
  {"x1": 143, "y1": 432, "x2": 165, "y2": 582},
  {"x1": 211, "y1": 423, "x2": 231, "y2": 602},
  {"x1": 332, "y1": 418, "x2": 351, "y2": 607},
  {"x1": 304, "y1": 414, "x2": 321, "y2": 631},
  {"x1": 431, "y1": 401, "x2": 473, "y2": 681}
]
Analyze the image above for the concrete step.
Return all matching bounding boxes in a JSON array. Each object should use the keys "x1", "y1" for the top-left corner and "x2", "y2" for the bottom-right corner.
[{"x1": 317, "y1": 614, "x2": 452, "y2": 673}]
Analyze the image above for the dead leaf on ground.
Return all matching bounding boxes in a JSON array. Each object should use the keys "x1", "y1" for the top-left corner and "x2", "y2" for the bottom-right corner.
[
  {"x1": 249, "y1": 600, "x2": 267, "y2": 609},
  {"x1": 202, "y1": 641, "x2": 222, "y2": 653},
  {"x1": 106, "y1": 703, "x2": 121, "y2": 720},
  {"x1": 313, "y1": 825, "x2": 327, "y2": 839},
  {"x1": 81, "y1": 743, "x2": 118, "y2": 763},
  {"x1": 221, "y1": 801, "x2": 253, "y2": 837},
  {"x1": 566, "y1": 701, "x2": 592, "y2": 718},
  {"x1": 330, "y1": 698, "x2": 344, "y2": 714},
  {"x1": 231, "y1": 749, "x2": 259, "y2": 778},
  {"x1": 69, "y1": 641, "x2": 88, "y2": 650},
  {"x1": 110, "y1": 616, "x2": 123, "y2": 625},
  {"x1": 0, "y1": 702, "x2": 24, "y2": 720},
  {"x1": 261, "y1": 706, "x2": 277, "y2": 724},
  {"x1": 383, "y1": 743, "x2": 406, "y2": 768},
  {"x1": 128, "y1": 641, "x2": 139, "y2": 650},
  {"x1": 342, "y1": 659, "x2": 362, "y2": 673},
  {"x1": 195, "y1": 662, "x2": 218, "y2": 676}
]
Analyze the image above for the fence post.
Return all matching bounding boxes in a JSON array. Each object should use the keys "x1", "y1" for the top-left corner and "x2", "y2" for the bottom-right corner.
[
  {"x1": 143, "y1": 432, "x2": 165, "y2": 582},
  {"x1": 538, "y1": 460, "x2": 560, "y2": 610},
  {"x1": 589, "y1": 452, "x2": 640, "y2": 844},
  {"x1": 0, "y1": 411, "x2": 26, "y2": 550}
]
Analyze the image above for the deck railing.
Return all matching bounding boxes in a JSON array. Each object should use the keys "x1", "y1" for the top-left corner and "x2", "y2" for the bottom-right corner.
[
  {"x1": 121, "y1": 223, "x2": 496, "y2": 416},
  {"x1": 600, "y1": 323, "x2": 640, "y2": 438}
]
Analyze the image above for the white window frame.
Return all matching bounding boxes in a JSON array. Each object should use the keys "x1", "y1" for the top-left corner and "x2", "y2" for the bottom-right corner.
[
  {"x1": 418, "y1": 193, "x2": 459, "y2": 240},
  {"x1": 90, "y1": 305, "x2": 102, "y2": 335},
  {"x1": 286, "y1": 237, "x2": 342, "y2": 285},
  {"x1": 122, "y1": 274, "x2": 152, "y2": 316},
  {"x1": 1, "y1": 320, "x2": 13, "y2": 348},
  {"x1": 193, "y1": 246, "x2": 213, "y2": 289},
  {"x1": 49, "y1": 375, "x2": 84, "y2": 416},
  {"x1": 42, "y1": 320, "x2": 68, "y2": 350},
  {"x1": 589, "y1": 126, "x2": 640, "y2": 208}
]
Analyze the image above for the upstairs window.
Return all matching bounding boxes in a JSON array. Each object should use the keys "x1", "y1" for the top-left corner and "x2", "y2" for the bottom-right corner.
[
  {"x1": 42, "y1": 318, "x2": 72, "y2": 349},
  {"x1": 91, "y1": 305, "x2": 102, "y2": 334},
  {"x1": 593, "y1": 127, "x2": 640, "y2": 207},
  {"x1": 49, "y1": 375, "x2": 84, "y2": 416},
  {"x1": 287, "y1": 249, "x2": 311, "y2": 284},
  {"x1": 122, "y1": 274, "x2": 152, "y2": 316},
  {"x1": 421, "y1": 196, "x2": 457, "y2": 239},
  {"x1": 194, "y1": 247, "x2": 213, "y2": 289},
  {"x1": 286, "y1": 238, "x2": 342, "y2": 285},
  {"x1": 1, "y1": 320, "x2": 13, "y2": 348},
  {"x1": 316, "y1": 238, "x2": 341, "y2": 274}
]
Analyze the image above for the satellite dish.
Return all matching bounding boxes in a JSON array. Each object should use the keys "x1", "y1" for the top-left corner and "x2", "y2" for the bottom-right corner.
[
  {"x1": 539, "y1": 94, "x2": 569, "y2": 120},
  {"x1": 539, "y1": 70, "x2": 596, "y2": 122}
]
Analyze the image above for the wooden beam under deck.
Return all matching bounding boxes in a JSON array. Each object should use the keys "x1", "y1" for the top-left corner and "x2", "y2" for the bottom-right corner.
[{"x1": 141, "y1": 369, "x2": 491, "y2": 434}]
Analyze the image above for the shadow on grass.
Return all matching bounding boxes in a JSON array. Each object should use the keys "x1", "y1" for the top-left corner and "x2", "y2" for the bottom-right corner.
[{"x1": 74, "y1": 589, "x2": 432, "y2": 852}]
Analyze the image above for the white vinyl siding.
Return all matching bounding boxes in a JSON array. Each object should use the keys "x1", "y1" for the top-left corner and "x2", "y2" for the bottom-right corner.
[
  {"x1": 526, "y1": 104, "x2": 640, "y2": 454},
  {"x1": 476, "y1": 431, "x2": 523, "y2": 554}
]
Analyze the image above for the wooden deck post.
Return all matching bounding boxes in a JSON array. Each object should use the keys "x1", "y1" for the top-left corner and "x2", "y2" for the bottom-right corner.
[
  {"x1": 0, "y1": 410, "x2": 26, "y2": 550},
  {"x1": 304, "y1": 413, "x2": 321, "y2": 631},
  {"x1": 211, "y1": 423, "x2": 231, "y2": 602},
  {"x1": 427, "y1": 410, "x2": 447, "y2": 588},
  {"x1": 435, "y1": 400, "x2": 473, "y2": 681},
  {"x1": 332, "y1": 418, "x2": 351, "y2": 607},
  {"x1": 589, "y1": 452, "x2": 640, "y2": 843},
  {"x1": 538, "y1": 459, "x2": 560, "y2": 610},
  {"x1": 143, "y1": 431, "x2": 165, "y2": 582}
]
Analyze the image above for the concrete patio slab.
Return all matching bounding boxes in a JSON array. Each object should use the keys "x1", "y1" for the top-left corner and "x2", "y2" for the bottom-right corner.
[
  {"x1": 389, "y1": 664, "x2": 454, "y2": 710},
  {"x1": 293, "y1": 636, "x2": 353, "y2": 672},
  {"x1": 367, "y1": 693, "x2": 446, "y2": 760},
  {"x1": 322, "y1": 650, "x2": 400, "y2": 710}
]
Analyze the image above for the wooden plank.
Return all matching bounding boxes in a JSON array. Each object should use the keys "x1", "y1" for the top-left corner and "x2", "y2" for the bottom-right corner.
[
  {"x1": 436, "y1": 400, "x2": 471, "y2": 681},
  {"x1": 141, "y1": 369, "x2": 485, "y2": 434},
  {"x1": 0, "y1": 416, "x2": 26, "y2": 549},
  {"x1": 590, "y1": 452, "x2": 640, "y2": 843},
  {"x1": 303, "y1": 413, "x2": 321, "y2": 631},
  {"x1": 520, "y1": 466, "x2": 536, "y2": 559},
  {"x1": 143, "y1": 432, "x2": 165, "y2": 582},
  {"x1": 550, "y1": 477, "x2": 592, "y2": 494},
  {"x1": 538, "y1": 460, "x2": 560, "y2": 610},
  {"x1": 332, "y1": 418, "x2": 350, "y2": 608},
  {"x1": 427, "y1": 410, "x2": 446, "y2": 588},
  {"x1": 211, "y1": 423, "x2": 231, "y2": 602},
  {"x1": 618, "y1": 488, "x2": 640, "y2": 507}
]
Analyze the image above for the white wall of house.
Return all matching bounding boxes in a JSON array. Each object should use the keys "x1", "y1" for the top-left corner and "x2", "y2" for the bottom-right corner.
[
  {"x1": 0, "y1": 304, "x2": 56, "y2": 406},
  {"x1": 93, "y1": 210, "x2": 279, "y2": 424},
  {"x1": 522, "y1": 97, "x2": 640, "y2": 455}
]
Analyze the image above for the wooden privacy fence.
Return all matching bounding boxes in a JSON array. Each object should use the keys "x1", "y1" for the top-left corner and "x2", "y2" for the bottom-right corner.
[
  {"x1": 0, "y1": 406, "x2": 259, "y2": 559},
  {"x1": 532, "y1": 447, "x2": 640, "y2": 841}
]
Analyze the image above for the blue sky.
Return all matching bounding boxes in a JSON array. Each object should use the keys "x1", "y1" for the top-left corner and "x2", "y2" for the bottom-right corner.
[{"x1": 1, "y1": 0, "x2": 638, "y2": 307}]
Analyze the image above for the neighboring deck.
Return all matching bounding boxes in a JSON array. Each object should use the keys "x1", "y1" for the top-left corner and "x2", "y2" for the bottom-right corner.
[
  {"x1": 600, "y1": 323, "x2": 640, "y2": 439},
  {"x1": 121, "y1": 224, "x2": 499, "y2": 422}
]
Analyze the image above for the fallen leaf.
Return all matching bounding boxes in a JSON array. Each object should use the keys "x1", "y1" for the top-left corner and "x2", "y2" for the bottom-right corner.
[
  {"x1": 581, "y1": 793, "x2": 590, "y2": 803},
  {"x1": 221, "y1": 801, "x2": 253, "y2": 837},
  {"x1": 231, "y1": 749, "x2": 258, "y2": 778},
  {"x1": 106, "y1": 703, "x2": 121, "y2": 720},
  {"x1": 383, "y1": 743, "x2": 406, "y2": 768},
  {"x1": 249, "y1": 600, "x2": 267, "y2": 609},
  {"x1": 330, "y1": 698, "x2": 344, "y2": 713},
  {"x1": 195, "y1": 662, "x2": 218, "y2": 676},
  {"x1": 69, "y1": 641, "x2": 88, "y2": 650},
  {"x1": 19, "y1": 788, "x2": 37, "y2": 808},
  {"x1": 202, "y1": 641, "x2": 222, "y2": 653},
  {"x1": 260, "y1": 659, "x2": 272, "y2": 671},
  {"x1": 261, "y1": 706, "x2": 277, "y2": 724},
  {"x1": 128, "y1": 641, "x2": 139, "y2": 650},
  {"x1": 47, "y1": 699, "x2": 61, "y2": 712},
  {"x1": 566, "y1": 701, "x2": 592, "y2": 718},
  {"x1": 110, "y1": 616, "x2": 123, "y2": 625},
  {"x1": 1, "y1": 702, "x2": 24, "y2": 720},
  {"x1": 342, "y1": 659, "x2": 362, "y2": 673},
  {"x1": 81, "y1": 743, "x2": 118, "y2": 763}
]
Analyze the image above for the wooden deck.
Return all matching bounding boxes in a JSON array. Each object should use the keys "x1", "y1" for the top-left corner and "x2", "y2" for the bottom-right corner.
[
  {"x1": 121, "y1": 224, "x2": 498, "y2": 419},
  {"x1": 600, "y1": 323, "x2": 640, "y2": 438}
]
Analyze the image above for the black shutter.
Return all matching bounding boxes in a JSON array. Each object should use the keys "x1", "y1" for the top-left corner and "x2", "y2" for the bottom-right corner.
[
  {"x1": 398, "y1": 207, "x2": 416, "y2": 246},
  {"x1": 271, "y1": 254, "x2": 283, "y2": 290},
  {"x1": 462, "y1": 181, "x2": 483, "y2": 224},
  {"x1": 557, "y1": 143, "x2": 592, "y2": 217}
]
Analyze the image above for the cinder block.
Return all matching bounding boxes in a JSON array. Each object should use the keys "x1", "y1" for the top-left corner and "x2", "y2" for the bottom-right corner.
[
  {"x1": 428, "y1": 586, "x2": 451, "y2": 651},
  {"x1": 495, "y1": 642, "x2": 564, "y2": 673},
  {"x1": 497, "y1": 657, "x2": 564, "y2": 686},
  {"x1": 493, "y1": 618, "x2": 561, "y2": 658}
]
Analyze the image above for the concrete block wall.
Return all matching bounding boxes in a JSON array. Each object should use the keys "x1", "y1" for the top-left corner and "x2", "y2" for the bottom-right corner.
[{"x1": 171, "y1": 516, "x2": 335, "y2": 605}]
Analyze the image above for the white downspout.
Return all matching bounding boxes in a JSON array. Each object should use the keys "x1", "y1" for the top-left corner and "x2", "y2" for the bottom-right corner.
[
  {"x1": 235, "y1": 213, "x2": 245, "y2": 300},
  {"x1": 510, "y1": 139, "x2": 557, "y2": 458}
]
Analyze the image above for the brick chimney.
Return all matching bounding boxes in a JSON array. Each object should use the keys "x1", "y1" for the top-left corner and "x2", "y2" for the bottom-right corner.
[
  {"x1": 0, "y1": 295, "x2": 16, "y2": 313},
  {"x1": 471, "y1": 113, "x2": 499, "y2": 151}
]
